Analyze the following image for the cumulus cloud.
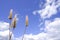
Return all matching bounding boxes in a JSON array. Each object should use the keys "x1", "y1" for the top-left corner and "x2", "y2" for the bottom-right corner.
[
  {"x1": 45, "y1": 18, "x2": 60, "y2": 40},
  {"x1": 0, "y1": 15, "x2": 19, "y2": 40},
  {"x1": 0, "y1": 22, "x2": 9, "y2": 31},
  {"x1": 0, "y1": 22, "x2": 9, "y2": 40},
  {"x1": 0, "y1": 0, "x2": 60, "y2": 40},
  {"x1": 33, "y1": 0, "x2": 60, "y2": 19},
  {"x1": 0, "y1": 21, "x2": 15, "y2": 40}
]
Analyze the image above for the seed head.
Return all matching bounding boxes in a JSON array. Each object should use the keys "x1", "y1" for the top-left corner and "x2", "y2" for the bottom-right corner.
[
  {"x1": 25, "y1": 15, "x2": 28, "y2": 27},
  {"x1": 8, "y1": 9, "x2": 13, "y2": 19},
  {"x1": 11, "y1": 15, "x2": 17, "y2": 28}
]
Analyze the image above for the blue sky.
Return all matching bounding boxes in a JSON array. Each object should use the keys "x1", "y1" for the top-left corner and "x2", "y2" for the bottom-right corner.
[
  {"x1": 0, "y1": 0, "x2": 42, "y2": 37},
  {"x1": 0, "y1": 0, "x2": 60, "y2": 40}
]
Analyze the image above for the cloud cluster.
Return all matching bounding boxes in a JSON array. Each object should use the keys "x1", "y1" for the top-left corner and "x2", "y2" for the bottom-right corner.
[
  {"x1": 45, "y1": 18, "x2": 60, "y2": 40},
  {"x1": 33, "y1": 0, "x2": 60, "y2": 19},
  {"x1": 0, "y1": 22, "x2": 9, "y2": 40},
  {"x1": 0, "y1": 22, "x2": 16, "y2": 40},
  {"x1": 0, "y1": 22, "x2": 9, "y2": 31},
  {"x1": 0, "y1": 18, "x2": 60, "y2": 40},
  {"x1": 0, "y1": 0, "x2": 60, "y2": 40}
]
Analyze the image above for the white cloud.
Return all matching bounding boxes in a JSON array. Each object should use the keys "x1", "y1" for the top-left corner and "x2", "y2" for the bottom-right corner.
[
  {"x1": 0, "y1": 21, "x2": 19, "y2": 40},
  {"x1": 0, "y1": 30, "x2": 9, "y2": 37},
  {"x1": 0, "y1": 22, "x2": 9, "y2": 31},
  {"x1": 33, "y1": 0, "x2": 60, "y2": 19},
  {"x1": 0, "y1": 22, "x2": 9, "y2": 40},
  {"x1": 0, "y1": 22, "x2": 13, "y2": 40},
  {"x1": 44, "y1": 20, "x2": 51, "y2": 26},
  {"x1": 45, "y1": 18, "x2": 60, "y2": 40}
]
